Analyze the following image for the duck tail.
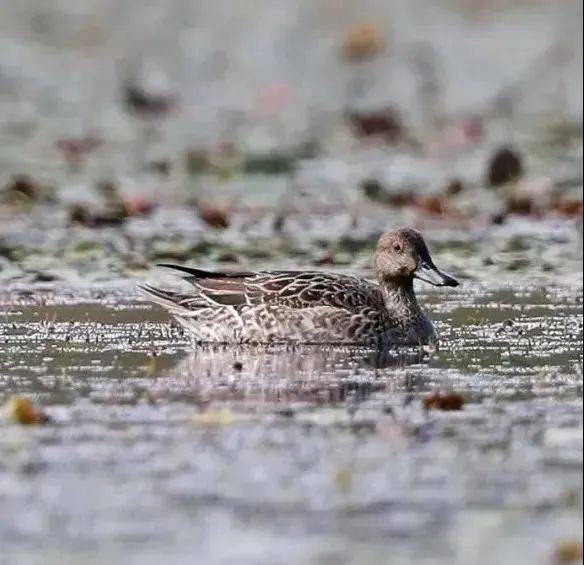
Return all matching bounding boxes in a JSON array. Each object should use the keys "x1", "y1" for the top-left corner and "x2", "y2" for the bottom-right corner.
[{"x1": 138, "y1": 284, "x2": 197, "y2": 314}]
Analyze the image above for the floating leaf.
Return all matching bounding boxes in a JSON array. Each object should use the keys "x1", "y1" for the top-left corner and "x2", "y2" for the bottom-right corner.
[
  {"x1": 5, "y1": 396, "x2": 49, "y2": 425},
  {"x1": 423, "y1": 392, "x2": 465, "y2": 411}
]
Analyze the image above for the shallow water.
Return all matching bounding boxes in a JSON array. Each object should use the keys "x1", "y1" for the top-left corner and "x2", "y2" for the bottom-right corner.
[
  {"x1": 0, "y1": 0, "x2": 583, "y2": 562},
  {"x1": 1, "y1": 282, "x2": 581, "y2": 564}
]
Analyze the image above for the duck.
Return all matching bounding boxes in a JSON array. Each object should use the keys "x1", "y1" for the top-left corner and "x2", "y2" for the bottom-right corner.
[{"x1": 140, "y1": 228, "x2": 459, "y2": 346}]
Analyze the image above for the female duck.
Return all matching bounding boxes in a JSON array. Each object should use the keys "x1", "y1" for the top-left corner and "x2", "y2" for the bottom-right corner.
[{"x1": 141, "y1": 228, "x2": 459, "y2": 346}]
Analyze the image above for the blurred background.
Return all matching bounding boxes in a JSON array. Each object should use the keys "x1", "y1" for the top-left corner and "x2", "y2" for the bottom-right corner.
[{"x1": 0, "y1": 0, "x2": 582, "y2": 284}]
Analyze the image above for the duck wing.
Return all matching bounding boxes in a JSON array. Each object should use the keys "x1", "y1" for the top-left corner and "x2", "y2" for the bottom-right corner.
[{"x1": 156, "y1": 264, "x2": 385, "y2": 312}]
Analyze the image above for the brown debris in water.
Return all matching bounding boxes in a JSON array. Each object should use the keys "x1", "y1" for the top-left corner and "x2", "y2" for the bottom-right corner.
[
  {"x1": 2, "y1": 174, "x2": 45, "y2": 204},
  {"x1": 123, "y1": 196, "x2": 155, "y2": 218},
  {"x1": 445, "y1": 178, "x2": 465, "y2": 196},
  {"x1": 88, "y1": 181, "x2": 126, "y2": 224},
  {"x1": 196, "y1": 202, "x2": 231, "y2": 229},
  {"x1": 342, "y1": 23, "x2": 384, "y2": 61},
  {"x1": 487, "y1": 146, "x2": 525, "y2": 187},
  {"x1": 217, "y1": 251, "x2": 241, "y2": 263},
  {"x1": 387, "y1": 191, "x2": 418, "y2": 208},
  {"x1": 347, "y1": 108, "x2": 403, "y2": 143},
  {"x1": 361, "y1": 177, "x2": 464, "y2": 217},
  {"x1": 4, "y1": 396, "x2": 50, "y2": 425},
  {"x1": 551, "y1": 197, "x2": 584, "y2": 218},
  {"x1": 68, "y1": 178, "x2": 155, "y2": 226},
  {"x1": 418, "y1": 195, "x2": 452, "y2": 216},
  {"x1": 503, "y1": 177, "x2": 579, "y2": 219},
  {"x1": 360, "y1": 178, "x2": 386, "y2": 201},
  {"x1": 552, "y1": 540, "x2": 583, "y2": 565},
  {"x1": 185, "y1": 148, "x2": 211, "y2": 175},
  {"x1": 147, "y1": 159, "x2": 172, "y2": 176},
  {"x1": 360, "y1": 178, "x2": 419, "y2": 208},
  {"x1": 123, "y1": 84, "x2": 176, "y2": 118},
  {"x1": 69, "y1": 203, "x2": 125, "y2": 227},
  {"x1": 423, "y1": 391, "x2": 465, "y2": 411},
  {"x1": 505, "y1": 194, "x2": 538, "y2": 216}
]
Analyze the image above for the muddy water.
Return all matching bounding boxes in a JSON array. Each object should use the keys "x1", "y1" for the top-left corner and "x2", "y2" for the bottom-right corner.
[{"x1": 0, "y1": 283, "x2": 581, "y2": 564}]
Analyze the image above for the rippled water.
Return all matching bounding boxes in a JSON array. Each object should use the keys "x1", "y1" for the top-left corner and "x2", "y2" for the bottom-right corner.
[{"x1": 1, "y1": 283, "x2": 581, "y2": 564}]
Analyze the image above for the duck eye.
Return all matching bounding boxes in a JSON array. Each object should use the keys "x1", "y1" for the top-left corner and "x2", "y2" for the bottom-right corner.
[{"x1": 393, "y1": 242, "x2": 403, "y2": 253}]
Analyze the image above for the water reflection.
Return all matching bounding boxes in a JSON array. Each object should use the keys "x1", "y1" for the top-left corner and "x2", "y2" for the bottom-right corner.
[{"x1": 165, "y1": 345, "x2": 433, "y2": 405}]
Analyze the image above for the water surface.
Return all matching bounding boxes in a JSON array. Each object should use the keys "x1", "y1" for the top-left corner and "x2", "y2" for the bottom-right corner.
[{"x1": 1, "y1": 283, "x2": 581, "y2": 564}]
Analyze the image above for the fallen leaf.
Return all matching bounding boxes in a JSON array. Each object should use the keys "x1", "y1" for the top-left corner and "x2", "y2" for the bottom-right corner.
[
  {"x1": 487, "y1": 146, "x2": 524, "y2": 187},
  {"x1": 197, "y1": 203, "x2": 231, "y2": 229},
  {"x1": 418, "y1": 195, "x2": 451, "y2": 216},
  {"x1": 2, "y1": 174, "x2": 43, "y2": 203},
  {"x1": 123, "y1": 84, "x2": 176, "y2": 118},
  {"x1": 553, "y1": 540, "x2": 583, "y2": 564},
  {"x1": 217, "y1": 251, "x2": 241, "y2": 263},
  {"x1": 342, "y1": 23, "x2": 384, "y2": 61},
  {"x1": 423, "y1": 392, "x2": 465, "y2": 411},
  {"x1": 552, "y1": 198, "x2": 583, "y2": 218},
  {"x1": 5, "y1": 396, "x2": 49, "y2": 425},
  {"x1": 347, "y1": 108, "x2": 403, "y2": 143},
  {"x1": 445, "y1": 178, "x2": 465, "y2": 196},
  {"x1": 123, "y1": 196, "x2": 155, "y2": 218}
]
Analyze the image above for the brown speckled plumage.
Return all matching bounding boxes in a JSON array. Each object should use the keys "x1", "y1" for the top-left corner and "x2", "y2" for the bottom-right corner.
[{"x1": 141, "y1": 228, "x2": 459, "y2": 346}]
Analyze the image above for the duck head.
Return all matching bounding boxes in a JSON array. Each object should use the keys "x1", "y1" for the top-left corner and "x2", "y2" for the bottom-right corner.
[{"x1": 374, "y1": 228, "x2": 459, "y2": 288}]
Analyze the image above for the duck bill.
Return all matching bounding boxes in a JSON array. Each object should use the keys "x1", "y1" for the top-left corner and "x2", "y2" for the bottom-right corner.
[{"x1": 414, "y1": 261, "x2": 459, "y2": 287}]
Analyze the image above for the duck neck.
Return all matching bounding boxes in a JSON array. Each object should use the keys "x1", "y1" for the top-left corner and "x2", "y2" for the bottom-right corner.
[{"x1": 379, "y1": 278, "x2": 423, "y2": 321}]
